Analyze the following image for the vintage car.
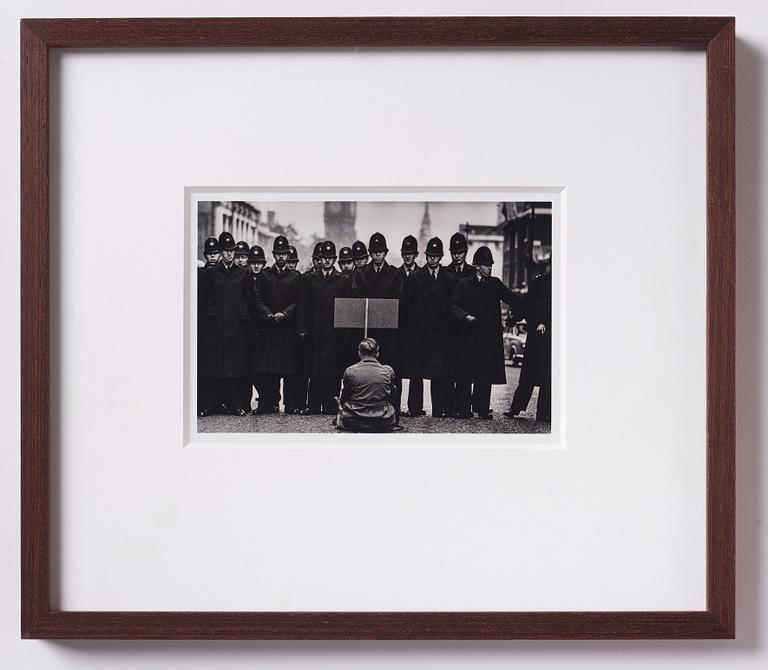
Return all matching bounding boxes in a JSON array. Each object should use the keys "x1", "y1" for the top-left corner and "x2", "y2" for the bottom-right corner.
[{"x1": 503, "y1": 319, "x2": 527, "y2": 366}]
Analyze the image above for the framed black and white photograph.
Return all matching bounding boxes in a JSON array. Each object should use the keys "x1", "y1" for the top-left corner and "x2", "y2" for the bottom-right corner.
[
  {"x1": 189, "y1": 193, "x2": 559, "y2": 442},
  {"x1": 16, "y1": 15, "x2": 736, "y2": 642}
]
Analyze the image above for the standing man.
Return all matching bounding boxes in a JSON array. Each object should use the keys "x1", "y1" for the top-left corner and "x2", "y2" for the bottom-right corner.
[
  {"x1": 197, "y1": 236, "x2": 220, "y2": 416},
  {"x1": 445, "y1": 232, "x2": 474, "y2": 279},
  {"x1": 297, "y1": 241, "x2": 354, "y2": 415},
  {"x1": 400, "y1": 237, "x2": 456, "y2": 417},
  {"x1": 397, "y1": 234, "x2": 425, "y2": 417},
  {"x1": 251, "y1": 236, "x2": 303, "y2": 414},
  {"x1": 448, "y1": 246, "x2": 524, "y2": 419},
  {"x1": 338, "y1": 246, "x2": 356, "y2": 276},
  {"x1": 505, "y1": 263, "x2": 552, "y2": 422},
  {"x1": 198, "y1": 231, "x2": 252, "y2": 416},
  {"x1": 352, "y1": 232, "x2": 403, "y2": 413},
  {"x1": 308, "y1": 242, "x2": 323, "y2": 274},
  {"x1": 286, "y1": 245, "x2": 300, "y2": 272},
  {"x1": 443, "y1": 231, "x2": 474, "y2": 414},
  {"x1": 246, "y1": 244, "x2": 267, "y2": 413},
  {"x1": 351, "y1": 240, "x2": 370, "y2": 269},
  {"x1": 352, "y1": 232, "x2": 402, "y2": 365},
  {"x1": 234, "y1": 240, "x2": 250, "y2": 267}
]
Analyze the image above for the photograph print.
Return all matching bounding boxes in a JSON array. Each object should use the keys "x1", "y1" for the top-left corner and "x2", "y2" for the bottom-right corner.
[{"x1": 195, "y1": 199, "x2": 554, "y2": 435}]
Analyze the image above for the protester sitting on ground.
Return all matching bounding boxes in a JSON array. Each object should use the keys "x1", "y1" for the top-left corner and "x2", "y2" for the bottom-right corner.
[{"x1": 335, "y1": 338, "x2": 400, "y2": 433}]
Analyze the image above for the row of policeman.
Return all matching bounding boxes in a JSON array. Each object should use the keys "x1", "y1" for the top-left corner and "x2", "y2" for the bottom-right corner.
[{"x1": 197, "y1": 229, "x2": 551, "y2": 420}]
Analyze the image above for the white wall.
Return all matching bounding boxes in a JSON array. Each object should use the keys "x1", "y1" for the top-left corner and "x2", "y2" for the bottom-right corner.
[{"x1": 0, "y1": 0, "x2": 764, "y2": 667}]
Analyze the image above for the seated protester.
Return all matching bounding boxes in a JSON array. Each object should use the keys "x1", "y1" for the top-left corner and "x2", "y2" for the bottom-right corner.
[{"x1": 336, "y1": 338, "x2": 400, "y2": 433}]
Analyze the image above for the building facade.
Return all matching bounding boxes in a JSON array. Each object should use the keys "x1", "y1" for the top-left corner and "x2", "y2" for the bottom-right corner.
[
  {"x1": 197, "y1": 201, "x2": 275, "y2": 259},
  {"x1": 501, "y1": 202, "x2": 553, "y2": 293}
]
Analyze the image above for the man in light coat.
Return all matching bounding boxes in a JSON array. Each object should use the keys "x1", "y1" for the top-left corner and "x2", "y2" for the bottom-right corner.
[{"x1": 336, "y1": 338, "x2": 399, "y2": 433}]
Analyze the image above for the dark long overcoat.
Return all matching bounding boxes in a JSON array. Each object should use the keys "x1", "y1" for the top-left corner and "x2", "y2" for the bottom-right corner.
[
  {"x1": 445, "y1": 261, "x2": 475, "y2": 280},
  {"x1": 198, "y1": 262, "x2": 251, "y2": 378},
  {"x1": 517, "y1": 272, "x2": 552, "y2": 387},
  {"x1": 297, "y1": 268, "x2": 354, "y2": 377},
  {"x1": 351, "y1": 260, "x2": 402, "y2": 368},
  {"x1": 448, "y1": 275, "x2": 525, "y2": 384},
  {"x1": 250, "y1": 266, "x2": 302, "y2": 375},
  {"x1": 400, "y1": 266, "x2": 457, "y2": 380}
]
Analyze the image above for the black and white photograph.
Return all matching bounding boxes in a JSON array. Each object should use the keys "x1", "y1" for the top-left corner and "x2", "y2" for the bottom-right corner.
[{"x1": 194, "y1": 198, "x2": 555, "y2": 435}]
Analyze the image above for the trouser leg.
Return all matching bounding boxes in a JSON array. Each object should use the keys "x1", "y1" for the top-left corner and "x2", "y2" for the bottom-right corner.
[
  {"x1": 536, "y1": 383, "x2": 551, "y2": 422},
  {"x1": 197, "y1": 376, "x2": 215, "y2": 413},
  {"x1": 320, "y1": 377, "x2": 341, "y2": 413},
  {"x1": 509, "y1": 381, "x2": 535, "y2": 414},
  {"x1": 283, "y1": 375, "x2": 305, "y2": 411},
  {"x1": 407, "y1": 378, "x2": 424, "y2": 413},
  {"x1": 261, "y1": 375, "x2": 280, "y2": 411},
  {"x1": 429, "y1": 379, "x2": 449, "y2": 417},
  {"x1": 454, "y1": 383, "x2": 472, "y2": 417},
  {"x1": 445, "y1": 382, "x2": 457, "y2": 414},
  {"x1": 471, "y1": 383, "x2": 492, "y2": 416},
  {"x1": 392, "y1": 376, "x2": 403, "y2": 412},
  {"x1": 307, "y1": 377, "x2": 322, "y2": 412}
]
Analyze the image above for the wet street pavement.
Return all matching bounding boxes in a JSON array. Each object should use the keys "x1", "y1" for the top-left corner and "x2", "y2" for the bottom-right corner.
[{"x1": 198, "y1": 364, "x2": 550, "y2": 435}]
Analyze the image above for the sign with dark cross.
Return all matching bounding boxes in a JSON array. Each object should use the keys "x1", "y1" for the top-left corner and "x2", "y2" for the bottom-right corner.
[{"x1": 333, "y1": 298, "x2": 399, "y2": 338}]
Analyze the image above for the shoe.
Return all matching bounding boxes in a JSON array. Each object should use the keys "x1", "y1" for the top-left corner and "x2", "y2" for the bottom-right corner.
[
  {"x1": 197, "y1": 409, "x2": 210, "y2": 417},
  {"x1": 476, "y1": 412, "x2": 493, "y2": 420},
  {"x1": 503, "y1": 410, "x2": 523, "y2": 419},
  {"x1": 250, "y1": 408, "x2": 259, "y2": 416},
  {"x1": 285, "y1": 407, "x2": 303, "y2": 415},
  {"x1": 453, "y1": 412, "x2": 472, "y2": 419},
  {"x1": 300, "y1": 407, "x2": 320, "y2": 415},
  {"x1": 233, "y1": 408, "x2": 247, "y2": 417},
  {"x1": 403, "y1": 409, "x2": 426, "y2": 417}
]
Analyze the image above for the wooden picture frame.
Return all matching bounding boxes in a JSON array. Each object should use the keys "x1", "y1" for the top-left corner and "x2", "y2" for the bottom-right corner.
[{"x1": 20, "y1": 16, "x2": 735, "y2": 640}]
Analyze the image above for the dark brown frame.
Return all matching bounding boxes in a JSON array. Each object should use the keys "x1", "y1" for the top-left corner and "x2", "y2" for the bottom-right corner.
[{"x1": 20, "y1": 16, "x2": 735, "y2": 640}]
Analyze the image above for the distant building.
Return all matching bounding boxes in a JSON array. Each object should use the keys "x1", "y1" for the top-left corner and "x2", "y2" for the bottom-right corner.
[
  {"x1": 197, "y1": 201, "x2": 273, "y2": 259},
  {"x1": 324, "y1": 202, "x2": 357, "y2": 248},
  {"x1": 459, "y1": 222, "x2": 505, "y2": 278},
  {"x1": 501, "y1": 202, "x2": 552, "y2": 292}
]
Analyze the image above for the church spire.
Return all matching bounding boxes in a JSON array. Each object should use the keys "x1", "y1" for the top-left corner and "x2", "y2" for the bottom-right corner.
[{"x1": 419, "y1": 202, "x2": 432, "y2": 250}]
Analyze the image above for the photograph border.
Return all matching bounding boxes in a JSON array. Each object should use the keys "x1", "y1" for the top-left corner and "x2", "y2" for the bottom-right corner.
[{"x1": 20, "y1": 16, "x2": 735, "y2": 640}]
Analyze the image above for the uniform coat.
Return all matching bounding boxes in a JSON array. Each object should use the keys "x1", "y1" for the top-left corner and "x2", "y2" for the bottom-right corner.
[
  {"x1": 198, "y1": 262, "x2": 252, "y2": 378},
  {"x1": 400, "y1": 265, "x2": 457, "y2": 380},
  {"x1": 297, "y1": 268, "x2": 354, "y2": 377},
  {"x1": 351, "y1": 260, "x2": 402, "y2": 367},
  {"x1": 445, "y1": 260, "x2": 475, "y2": 280},
  {"x1": 449, "y1": 274, "x2": 525, "y2": 384},
  {"x1": 517, "y1": 272, "x2": 552, "y2": 387},
  {"x1": 250, "y1": 265, "x2": 302, "y2": 375},
  {"x1": 337, "y1": 359, "x2": 397, "y2": 432}
]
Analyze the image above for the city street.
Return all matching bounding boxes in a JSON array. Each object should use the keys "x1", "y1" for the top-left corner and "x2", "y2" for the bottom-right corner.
[{"x1": 198, "y1": 363, "x2": 550, "y2": 435}]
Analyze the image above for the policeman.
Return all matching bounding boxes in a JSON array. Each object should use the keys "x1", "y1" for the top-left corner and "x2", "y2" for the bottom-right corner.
[
  {"x1": 202, "y1": 236, "x2": 220, "y2": 268},
  {"x1": 338, "y1": 246, "x2": 355, "y2": 276},
  {"x1": 448, "y1": 246, "x2": 524, "y2": 419},
  {"x1": 246, "y1": 244, "x2": 268, "y2": 413},
  {"x1": 351, "y1": 232, "x2": 402, "y2": 409},
  {"x1": 286, "y1": 245, "x2": 299, "y2": 272},
  {"x1": 297, "y1": 240, "x2": 354, "y2": 414},
  {"x1": 251, "y1": 235, "x2": 304, "y2": 414},
  {"x1": 505, "y1": 261, "x2": 552, "y2": 422},
  {"x1": 197, "y1": 237, "x2": 220, "y2": 416},
  {"x1": 445, "y1": 232, "x2": 474, "y2": 279},
  {"x1": 247, "y1": 245, "x2": 266, "y2": 276},
  {"x1": 198, "y1": 231, "x2": 252, "y2": 416},
  {"x1": 400, "y1": 236, "x2": 456, "y2": 418},
  {"x1": 234, "y1": 240, "x2": 250, "y2": 267},
  {"x1": 308, "y1": 242, "x2": 323, "y2": 274},
  {"x1": 397, "y1": 235, "x2": 424, "y2": 417},
  {"x1": 351, "y1": 240, "x2": 370, "y2": 269}
]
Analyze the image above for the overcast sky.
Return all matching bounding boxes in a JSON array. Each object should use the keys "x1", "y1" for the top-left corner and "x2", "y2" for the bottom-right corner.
[{"x1": 251, "y1": 201, "x2": 500, "y2": 247}]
